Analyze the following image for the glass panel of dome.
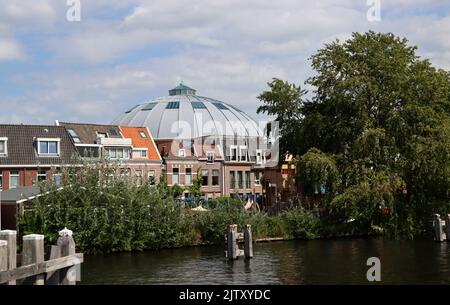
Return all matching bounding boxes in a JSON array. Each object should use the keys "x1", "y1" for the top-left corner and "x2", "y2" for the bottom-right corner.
[
  {"x1": 125, "y1": 105, "x2": 139, "y2": 113},
  {"x1": 166, "y1": 102, "x2": 180, "y2": 109},
  {"x1": 142, "y1": 103, "x2": 157, "y2": 111},
  {"x1": 213, "y1": 102, "x2": 229, "y2": 110},
  {"x1": 191, "y1": 101, "x2": 206, "y2": 109}
]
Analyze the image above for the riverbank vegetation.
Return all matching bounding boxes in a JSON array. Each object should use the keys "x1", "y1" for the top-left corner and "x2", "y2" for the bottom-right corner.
[
  {"x1": 258, "y1": 31, "x2": 450, "y2": 239},
  {"x1": 19, "y1": 163, "x2": 321, "y2": 254}
]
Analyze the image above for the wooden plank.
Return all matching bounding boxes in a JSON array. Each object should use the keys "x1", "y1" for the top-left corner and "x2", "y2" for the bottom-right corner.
[
  {"x1": 0, "y1": 230, "x2": 17, "y2": 285},
  {"x1": 0, "y1": 241, "x2": 7, "y2": 272},
  {"x1": 0, "y1": 253, "x2": 83, "y2": 284},
  {"x1": 46, "y1": 246, "x2": 61, "y2": 285},
  {"x1": 22, "y1": 234, "x2": 45, "y2": 285}
]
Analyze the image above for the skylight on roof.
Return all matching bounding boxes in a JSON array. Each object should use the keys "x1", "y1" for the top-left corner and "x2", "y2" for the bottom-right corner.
[
  {"x1": 191, "y1": 101, "x2": 206, "y2": 109},
  {"x1": 142, "y1": 103, "x2": 156, "y2": 111},
  {"x1": 67, "y1": 128, "x2": 81, "y2": 143},
  {"x1": 125, "y1": 105, "x2": 139, "y2": 114},
  {"x1": 213, "y1": 102, "x2": 229, "y2": 110},
  {"x1": 166, "y1": 102, "x2": 180, "y2": 109}
]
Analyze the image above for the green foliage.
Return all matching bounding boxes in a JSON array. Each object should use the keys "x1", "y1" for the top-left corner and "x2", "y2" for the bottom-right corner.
[{"x1": 258, "y1": 31, "x2": 450, "y2": 239}]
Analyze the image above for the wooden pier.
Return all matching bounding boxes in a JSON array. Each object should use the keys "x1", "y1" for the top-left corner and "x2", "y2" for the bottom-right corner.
[{"x1": 0, "y1": 228, "x2": 83, "y2": 285}]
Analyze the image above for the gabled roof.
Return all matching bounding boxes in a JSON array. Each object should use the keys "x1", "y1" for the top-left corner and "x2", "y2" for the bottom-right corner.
[
  {"x1": 59, "y1": 122, "x2": 122, "y2": 145},
  {"x1": 0, "y1": 124, "x2": 78, "y2": 165},
  {"x1": 119, "y1": 126, "x2": 161, "y2": 161}
]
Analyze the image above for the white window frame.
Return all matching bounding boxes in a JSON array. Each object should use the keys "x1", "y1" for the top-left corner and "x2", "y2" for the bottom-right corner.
[
  {"x1": 37, "y1": 170, "x2": 47, "y2": 183},
  {"x1": 255, "y1": 171, "x2": 261, "y2": 186},
  {"x1": 37, "y1": 138, "x2": 61, "y2": 156},
  {"x1": 132, "y1": 148, "x2": 148, "y2": 159},
  {"x1": 0, "y1": 137, "x2": 8, "y2": 156},
  {"x1": 0, "y1": 172, "x2": 3, "y2": 190},
  {"x1": 9, "y1": 170, "x2": 19, "y2": 189},
  {"x1": 148, "y1": 170, "x2": 156, "y2": 185},
  {"x1": 230, "y1": 145, "x2": 238, "y2": 161},
  {"x1": 239, "y1": 145, "x2": 248, "y2": 162},
  {"x1": 139, "y1": 131, "x2": 147, "y2": 138},
  {"x1": 256, "y1": 149, "x2": 266, "y2": 164},
  {"x1": 206, "y1": 151, "x2": 214, "y2": 163},
  {"x1": 178, "y1": 149, "x2": 186, "y2": 158},
  {"x1": 185, "y1": 168, "x2": 192, "y2": 186},
  {"x1": 106, "y1": 147, "x2": 131, "y2": 160}
]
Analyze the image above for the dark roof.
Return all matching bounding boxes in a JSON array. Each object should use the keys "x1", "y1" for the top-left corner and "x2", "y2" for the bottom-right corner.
[
  {"x1": 59, "y1": 122, "x2": 122, "y2": 145},
  {"x1": 0, "y1": 186, "x2": 41, "y2": 203},
  {"x1": 0, "y1": 124, "x2": 78, "y2": 165}
]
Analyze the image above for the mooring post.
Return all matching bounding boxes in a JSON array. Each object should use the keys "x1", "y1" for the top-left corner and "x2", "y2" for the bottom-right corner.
[
  {"x1": 446, "y1": 214, "x2": 450, "y2": 242},
  {"x1": 57, "y1": 228, "x2": 77, "y2": 285},
  {"x1": 433, "y1": 214, "x2": 444, "y2": 242},
  {"x1": 0, "y1": 230, "x2": 17, "y2": 285},
  {"x1": 23, "y1": 234, "x2": 45, "y2": 285},
  {"x1": 0, "y1": 240, "x2": 7, "y2": 273},
  {"x1": 46, "y1": 245, "x2": 61, "y2": 285},
  {"x1": 227, "y1": 224, "x2": 238, "y2": 260},
  {"x1": 244, "y1": 224, "x2": 253, "y2": 259}
]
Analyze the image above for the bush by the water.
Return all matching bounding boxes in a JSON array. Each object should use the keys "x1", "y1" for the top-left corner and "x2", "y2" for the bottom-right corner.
[{"x1": 20, "y1": 163, "x2": 320, "y2": 254}]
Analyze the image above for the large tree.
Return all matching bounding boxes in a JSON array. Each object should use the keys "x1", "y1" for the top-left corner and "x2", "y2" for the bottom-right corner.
[{"x1": 257, "y1": 31, "x2": 450, "y2": 237}]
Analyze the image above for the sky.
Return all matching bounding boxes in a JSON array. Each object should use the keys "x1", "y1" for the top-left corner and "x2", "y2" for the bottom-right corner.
[{"x1": 0, "y1": 0, "x2": 449, "y2": 125}]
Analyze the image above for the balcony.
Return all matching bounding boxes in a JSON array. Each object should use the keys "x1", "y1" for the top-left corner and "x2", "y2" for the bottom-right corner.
[{"x1": 98, "y1": 137, "x2": 132, "y2": 146}]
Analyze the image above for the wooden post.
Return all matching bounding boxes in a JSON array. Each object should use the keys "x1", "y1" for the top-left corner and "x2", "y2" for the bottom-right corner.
[
  {"x1": 22, "y1": 234, "x2": 45, "y2": 285},
  {"x1": 244, "y1": 224, "x2": 253, "y2": 259},
  {"x1": 433, "y1": 214, "x2": 444, "y2": 242},
  {"x1": 0, "y1": 241, "x2": 7, "y2": 273},
  {"x1": 46, "y1": 245, "x2": 61, "y2": 285},
  {"x1": 227, "y1": 224, "x2": 237, "y2": 260},
  {"x1": 57, "y1": 228, "x2": 76, "y2": 285},
  {"x1": 445, "y1": 215, "x2": 450, "y2": 242},
  {"x1": 0, "y1": 230, "x2": 17, "y2": 285}
]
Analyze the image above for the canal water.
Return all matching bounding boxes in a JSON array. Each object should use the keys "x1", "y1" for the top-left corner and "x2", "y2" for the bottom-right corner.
[{"x1": 81, "y1": 238, "x2": 450, "y2": 284}]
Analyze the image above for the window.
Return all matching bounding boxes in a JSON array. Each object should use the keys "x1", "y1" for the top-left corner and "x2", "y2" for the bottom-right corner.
[
  {"x1": 172, "y1": 168, "x2": 179, "y2": 185},
  {"x1": 139, "y1": 131, "x2": 147, "y2": 138},
  {"x1": 178, "y1": 149, "x2": 186, "y2": 158},
  {"x1": 239, "y1": 146, "x2": 248, "y2": 162},
  {"x1": 245, "y1": 171, "x2": 251, "y2": 189},
  {"x1": 77, "y1": 146, "x2": 100, "y2": 158},
  {"x1": 238, "y1": 171, "x2": 243, "y2": 189},
  {"x1": 201, "y1": 169, "x2": 209, "y2": 186},
  {"x1": 213, "y1": 102, "x2": 229, "y2": 110},
  {"x1": 135, "y1": 170, "x2": 143, "y2": 186},
  {"x1": 206, "y1": 151, "x2": 214, "y2": 163},
  {"x1": 0, "y1": 138, "x2": 8, "y2": 156},
  {"x1": 38, "y1": 139, "x2": 60, "y2": 156},
  {"x1": 52, "y1": 173, "x2": 62, "y2": 187},
  {"x1": 0, "y1": 172, "x2": 2, "y2": 190},
  {"x1": 255, "y1": 172, "x2": 261, "y2": 186},
  {"x1": 142, "y1": 103, "x2": 157, "y2": 111},
  {"x1": 106, "y1": 148, "x2": 130, "y2": 160},
  {"x1": 230, "y1": 146, "x2": 237, "y2": 161},
  {"x1": 148, "y1": 170, "x2": 156, "y2": 185},
  {"x1": 67, "y1": 129, "x2": 80, "y2": 143},
  {"x1": 125, "y1": 105, "x2": 139, "y2": 114},
  {"x1": 185, "y1": 168, "x2": 192, "y2": 186},
  {"x1": 97, "y1": 132, "x2": 107, "y2": 139},
  {"x1": 120, "y1": 169, "x2": 131, "y2": 177},
  {"x1": 230, "y1": 171, "x2": 236, "y2": 189},
  {"x1": 10, "y1": 171, "x2": 19, "y2": 189},
  {"x1": 212, "y1": 170, "x2": 219, "y2": 186},
  {"x1": 38, "y1": 170, "x2": 47, "y2": 183},
  {"x1": 191, "y1": 101, "x2": 206, "y2": 109},
  {"x1": 166, "y1": 101, "x2": 180, "y2": 109},
  {"x1": 256, "y1": 149, "x2": 263, "y2": 164},
  {"x1": 133, "y1": 150, "x2": 148, "y2": 159}
]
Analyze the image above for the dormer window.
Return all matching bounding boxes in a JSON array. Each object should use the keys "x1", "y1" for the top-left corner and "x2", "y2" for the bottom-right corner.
[
  {"x1": 37, "y1": 138, "x2": 60, "y2": 156},
  {"x1": 139, "y1": 131, "x2": 147, "y2": 138},
  {"x1": 206, "y1": 151, "x2": 214, "y2": 163},
  {"x1": 256, "y1": 149, "x2": 265, "y2": 164},
  {"x1": 97, "y1": 132, "x2": 108, "y2": 138},
  {"x1": 178, "y1": 149, "x2": 186, "y2": 158},
  {"x1": 230, "y1": 145, "x2": 237, "y2": 161},
  {"x1": 0, "y1": 137, "x2": 7, "y2": 156},
  {"x1": 239, "y1": 146, "x2": 248, "y2": 162}
]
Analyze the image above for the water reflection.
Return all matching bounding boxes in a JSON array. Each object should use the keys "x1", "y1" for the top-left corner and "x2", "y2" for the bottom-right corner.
[{"x1": 81, "y1": 238, "x2": 450, "y2": 285}]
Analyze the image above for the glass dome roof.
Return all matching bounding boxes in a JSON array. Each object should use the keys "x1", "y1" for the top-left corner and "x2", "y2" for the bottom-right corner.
[{"x1": 111, "y1": 84, "x2": 263, "y2": 140}]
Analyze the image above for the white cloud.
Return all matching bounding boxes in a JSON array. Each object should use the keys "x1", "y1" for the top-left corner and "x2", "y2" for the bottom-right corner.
[{"x1": 0, "y1": 38, "x2": 25, "y2": 61}]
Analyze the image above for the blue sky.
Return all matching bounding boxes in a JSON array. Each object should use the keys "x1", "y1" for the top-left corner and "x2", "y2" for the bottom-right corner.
[{"x1": 0, "y1": 0, "x2": 449, "y2": 125}]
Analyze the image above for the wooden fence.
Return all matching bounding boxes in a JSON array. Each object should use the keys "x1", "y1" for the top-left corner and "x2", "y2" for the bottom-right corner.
[{"x1": 0, "y1": 228, "x2": 83, "y2": 285}]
